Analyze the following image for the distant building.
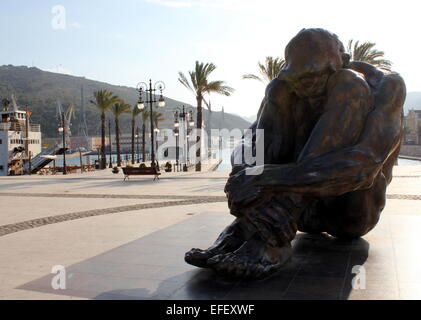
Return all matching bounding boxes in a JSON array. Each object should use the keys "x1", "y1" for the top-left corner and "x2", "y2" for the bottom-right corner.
[
  {"x1": 70, "y1": 136, "x2": 110, "y2": 151},
  {"x1": 0, "y1": 108, "x2": 42, "y2": 176},
  {"x1": 404, "y1": 109, "x2": 421, "y2": 144}
]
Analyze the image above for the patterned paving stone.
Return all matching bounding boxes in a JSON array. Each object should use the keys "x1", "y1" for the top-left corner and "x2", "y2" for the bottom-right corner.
[{"x1": 0, "y1": 197, "x2": 226, "y2": 237}]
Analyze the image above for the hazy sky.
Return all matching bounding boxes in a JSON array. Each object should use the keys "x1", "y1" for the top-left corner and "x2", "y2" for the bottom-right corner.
[{"x1": 1, "y1": 0, "x2": 420, "y2": 117}]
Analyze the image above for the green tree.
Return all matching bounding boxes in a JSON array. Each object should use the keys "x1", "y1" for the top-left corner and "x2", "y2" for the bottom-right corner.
[
  {"x1": 178, "y1": 61, "x2": 234, "y2": 171},
  {"x1": 347, "y1": 40, "x2": 392, "y2": 70},
  {"x1": 242, "y1": 56, "x2": 286, "y2": 83},
  {"x1": 90, "y1": 90, "x2": 119, "y2": 169},
  {"x1": 110, "y1": 101, "x2": 131, "y2": 167}
]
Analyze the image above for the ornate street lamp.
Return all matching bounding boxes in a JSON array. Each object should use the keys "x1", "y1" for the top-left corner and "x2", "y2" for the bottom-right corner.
[
  {"x1": 136, "y1": 80, "x2": 165, "y2": 168},
  {"x1": 154, "y1": 127, "x2": 160, "y2": 156},
  {"x1": 174, "y1": 128, "x2": 179, "y2": 171},
  {"x1": 58, "y1": 112, "x2": 67, "y2": 175},
  {"x1": 135, "y1": 127, "x2": 140, "y2": 163},
  {"x1": 108, "y1": 119, "x2": 113, "y2": 168},
  {"x1": 173, "y1": 105, "x2": 194, "y2": 172}
]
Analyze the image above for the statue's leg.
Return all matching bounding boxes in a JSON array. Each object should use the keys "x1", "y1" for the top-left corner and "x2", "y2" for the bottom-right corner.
[
  {"x1": 311, "y1": 171, "x2": 387, "y2": 239},
  {"x1": 297, "y1": 199, "x2": 326, "y2": 234},
  {"x1": 206, "y1": 194, "x2": 310, "y2": 278},
  {"x1": 185, "y1": 217, "x2": 252, "y2": 268}
]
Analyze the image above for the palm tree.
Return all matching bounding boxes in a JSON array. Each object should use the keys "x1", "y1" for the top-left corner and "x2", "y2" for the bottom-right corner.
[
  {"x1": 90, "y1": 90, "x2": 119, "y2": 169},
  {"x1": 150, "y1": 111, "x2": 165, "y2": 128},
  {"x1": 110, "y1": 101, "x2": 131, "y2": 167},
  {"x1": 347, "y1": 40, "x2": 392, "y2": 70},
  {"x1": 178, "y1": 61, "x2": 234, "y2": 171},
  {"x1": 242, "y1": 56, "x2": 285, "y2": 83},
  {"x1": 203, "y1": 99, "x2": 212, "y2": 152},
  {"x1": 131, "y1": 106, "x2": 142, "y2": 164}
]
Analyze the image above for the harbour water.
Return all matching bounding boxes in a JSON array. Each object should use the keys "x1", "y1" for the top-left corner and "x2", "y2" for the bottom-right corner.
[
  {"x1": 215, "y1": 151, "x2": 421, "y2": 171},
  {"x1": 50, "y1": 149, "x2": 421, "y2": 169},
  {"x1": 51, "y1": 153, "x2": 142, "y2": 167}
]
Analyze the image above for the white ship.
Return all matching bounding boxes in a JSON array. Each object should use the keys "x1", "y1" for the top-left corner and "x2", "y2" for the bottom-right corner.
[{"x1": 0, "y1": 95, "x2": 42, "y2": 176}]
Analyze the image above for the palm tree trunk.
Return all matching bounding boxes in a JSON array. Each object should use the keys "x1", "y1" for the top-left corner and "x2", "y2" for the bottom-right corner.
[
  {"x1": 142, "y1": 123, "x2": 146, "y2": 162},
  {"x1": 207, "y1": 109, "x2": 212, "y2": 156},
  {"x1": 100, "y1": 112, "x2": 106, "y2": 169},
  {"x1": 131, "y1": 117, "x2": 135, "y2": 164},
  {"x1": 196, "y1": 95, "x2": 202, "y2": 172},
  {"x1": 115, "y1": 117, "x2": 121, "y2": 167}
]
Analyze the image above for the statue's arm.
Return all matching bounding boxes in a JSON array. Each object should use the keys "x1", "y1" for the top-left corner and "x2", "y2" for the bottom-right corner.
[
  {"x1": 230, "y1": 79, "x2": 295, "y2": 174},
  {"x1": 255, "y1": 72, "x2": 405, "y2": 197}
]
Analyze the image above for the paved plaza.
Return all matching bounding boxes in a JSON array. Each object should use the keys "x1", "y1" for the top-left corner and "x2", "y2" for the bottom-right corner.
[{"x1": 0, "y1": 165, "x2": 421, "y2": 300}]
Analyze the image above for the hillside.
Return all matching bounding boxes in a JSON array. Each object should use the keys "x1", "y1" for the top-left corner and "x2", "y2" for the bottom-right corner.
[{"x1": 0, "y1": 65, "x2": 251, "y2": 138}]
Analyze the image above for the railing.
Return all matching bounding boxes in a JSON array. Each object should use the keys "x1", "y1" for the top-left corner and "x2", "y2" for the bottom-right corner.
[{"x1": 0, "y1": 122, "x2": 41, "y2": 132}]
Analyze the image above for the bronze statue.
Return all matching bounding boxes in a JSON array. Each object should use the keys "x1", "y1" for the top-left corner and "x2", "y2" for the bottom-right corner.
[{"x1": 185, "y1": 28, "x2": 406, "y2": 278}]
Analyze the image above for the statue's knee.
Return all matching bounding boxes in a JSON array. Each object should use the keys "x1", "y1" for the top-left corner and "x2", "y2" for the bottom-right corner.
[{"x1": 328, "y1": 216, "x2": 376, "y2": 239}]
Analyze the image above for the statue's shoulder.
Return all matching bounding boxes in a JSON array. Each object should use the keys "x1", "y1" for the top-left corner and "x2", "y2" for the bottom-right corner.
[
  {"x1": 327, "y1": 68, "x2": 371, "y2": 94},
  {"x1": 265, "y1": 78, "x2": 293, "y2": 102},
  {"x1": 346, "y1": 62, "x2": 406, "y2": 113}
]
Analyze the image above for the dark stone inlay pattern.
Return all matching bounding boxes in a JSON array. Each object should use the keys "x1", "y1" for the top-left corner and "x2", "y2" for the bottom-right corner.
[
  {"x1": 0, "y1": 198, "x2": 226, "y2": 237},
  {"x1": 0, "y1": 192, "x2": 225, "y2": 201},
  {"x1": 0, "y1": 192, "x2": 419, "y2": 237},
  {"x1": 0, "y1": 192, "x2": 419, "y2": 201},
  {"x1": 386, "y1": 194, "x2": 421, "y2": 200},
  {"x1": 393, "y1": 175, "x2": 421, "y2": 178}
]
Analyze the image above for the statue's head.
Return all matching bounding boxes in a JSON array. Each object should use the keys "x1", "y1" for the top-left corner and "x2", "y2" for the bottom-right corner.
[{"x1": 279, "y1": 28, "x2": 350, "y2": 98}]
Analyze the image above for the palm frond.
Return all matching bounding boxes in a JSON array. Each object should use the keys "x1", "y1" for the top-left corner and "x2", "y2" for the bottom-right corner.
[
  {"x1": 206, "y1": 81, "x2": 234, "y2": 96},
  {"x1": 243, "y1": 56, "x2": 285, "y2": 83},
  {"x1": 110, "y1": 101, "x2": 131, "y2": 117},
  {"x1": 91, "y1": 89, "x2": 120, "y2": 113},
  {"x1": 347, "y1": 39, "x2": 392, "y2": 70},
  {"x1": 242, "y1": 74, "x2": 264, "y2": 82},
  {"x1": 178, "y1": 71, "x2": 194, "y2": 93},
  {"x1": 132, "y1": 105, "x2": 142, "y2": 117},
  {"x1": 179, "y1": 60, "x2": 234, "y2": 99}
]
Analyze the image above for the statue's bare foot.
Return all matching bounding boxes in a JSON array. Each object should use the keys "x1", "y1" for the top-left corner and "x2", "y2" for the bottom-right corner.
[
  {"x1": 207, "y1": 234, "x2": 292, "y2": 279},
  {"x1": 185, "y1": 219, "x2": 245, "y2": 268}
]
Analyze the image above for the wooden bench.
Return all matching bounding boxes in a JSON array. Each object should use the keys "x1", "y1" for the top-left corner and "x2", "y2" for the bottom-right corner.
[{"x1": 122, "y1": 167, "x2": 161, "y2": 181}]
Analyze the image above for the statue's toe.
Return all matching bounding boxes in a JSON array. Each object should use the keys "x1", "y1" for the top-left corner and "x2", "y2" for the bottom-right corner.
[
  {"x1": 209, "y1": 253, "x2": 253, "y2": 278},
  {"x1": 185, "y1": 248, "x2": 211, "y2": 268},
  {"x1": 207, "y1": 254, "x2": 224, "y2": 266}
]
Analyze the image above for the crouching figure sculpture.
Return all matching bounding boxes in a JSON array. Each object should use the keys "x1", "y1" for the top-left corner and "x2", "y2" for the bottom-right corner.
[{"x1": 185, "y1": 28, "x2": 406, "y2": 278}]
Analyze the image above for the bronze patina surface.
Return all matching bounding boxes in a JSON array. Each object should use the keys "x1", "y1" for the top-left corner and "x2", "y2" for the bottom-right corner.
[{"x1": 185, "y1": 28, "x2": 406, "y2": 279}]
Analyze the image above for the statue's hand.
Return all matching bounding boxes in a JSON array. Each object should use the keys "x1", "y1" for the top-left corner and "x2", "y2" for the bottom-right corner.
[{"x1": 225, "y1": 167, "x2": 262, "y2": 208}]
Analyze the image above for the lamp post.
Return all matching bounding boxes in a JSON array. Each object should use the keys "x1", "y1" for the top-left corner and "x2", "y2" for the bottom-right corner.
[
  {"x1": 108, "y1": 119, "x2": 113, "y2": 168},
  {"x1": 154, "y1": 127, "x2": 160, "y2": 162},
  {"x1": 136, "y1": 127, "x2": 140, "y2": 163},
  {"x1": 58, "y1": 112, "x2": 67, "y2": 175},
  {"x1": 136, "y1": 80, "x2": 165, "y2": 168},
  {"x1": 173, "y1": 128, "x2": 179, "y2": 171},
  {"x1": 141, "y1": 123, "x2": 146, "y2": 162},
  {"x1": 174, "y1": 105, "x2": 194, "y2": 172}
]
